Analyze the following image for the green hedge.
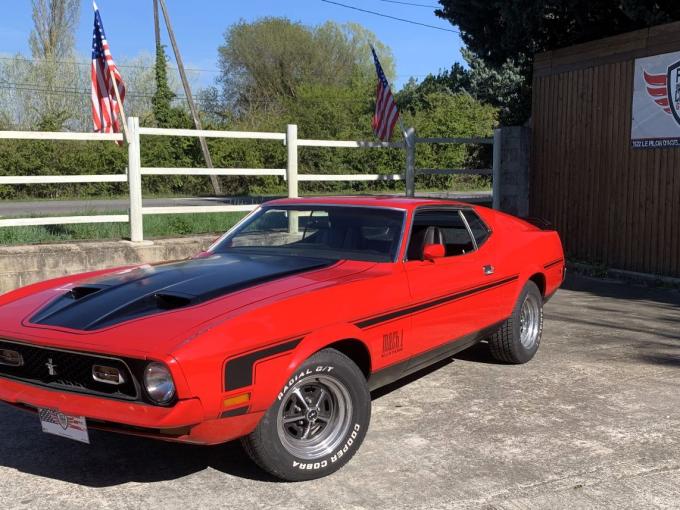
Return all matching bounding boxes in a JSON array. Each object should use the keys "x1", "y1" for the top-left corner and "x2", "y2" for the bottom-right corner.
[{"x1": 0, "y1": 92, "x2": 496, "y2": 199}]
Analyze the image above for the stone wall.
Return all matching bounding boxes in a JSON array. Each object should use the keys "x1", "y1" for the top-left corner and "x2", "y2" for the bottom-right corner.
[
  {"x1": 0, "y1": 236, "x2": 214, "y2": 294},
  {"x1": 496, "y1": 126, "x2": 531, "y2": 217}
]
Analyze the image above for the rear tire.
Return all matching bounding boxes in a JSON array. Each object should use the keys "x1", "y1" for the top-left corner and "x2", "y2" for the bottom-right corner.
[
  {"x1": 241, "y1": 348, "x2": 371, "y2": 481},
  {"x1": 489, "y1": 280, "x2": 543, "y2": 364}
]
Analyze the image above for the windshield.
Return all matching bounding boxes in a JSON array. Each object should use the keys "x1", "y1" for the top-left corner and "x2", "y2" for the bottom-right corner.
[{"x1": 213, "y1": 205, "x2": 405, "y2": 262}]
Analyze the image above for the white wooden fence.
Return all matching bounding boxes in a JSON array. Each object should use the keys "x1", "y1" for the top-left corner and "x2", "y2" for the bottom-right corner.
[{"x1": 0, "y1": 117, "x2": 498, "y2": 242}]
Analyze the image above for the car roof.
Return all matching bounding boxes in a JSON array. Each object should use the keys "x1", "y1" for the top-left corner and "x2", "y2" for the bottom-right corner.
[{"x1": 264, "y1": 195, "x2": 470, "y2": 211}]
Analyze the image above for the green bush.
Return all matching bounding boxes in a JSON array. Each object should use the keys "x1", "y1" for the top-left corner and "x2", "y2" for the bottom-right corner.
[{"x1": 0, "y1": 91, "x2": 495, "y2": 200}]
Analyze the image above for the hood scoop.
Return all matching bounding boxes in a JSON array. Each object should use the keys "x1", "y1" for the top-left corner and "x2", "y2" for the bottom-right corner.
[
  {"x1": 29, "y1": 253, "x2": 332, "y2": 331},
  {"x1": 154, "y1": 292, "x2": 193, "y2": 310},
  {"x1": 69, "y1": 285, "x2": 107, "y2": 300}
]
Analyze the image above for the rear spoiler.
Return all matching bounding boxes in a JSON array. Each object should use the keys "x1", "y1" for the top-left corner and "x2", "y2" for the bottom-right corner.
[{"x1": 522, "y1": 217, "x2": 555, "y2": 230}]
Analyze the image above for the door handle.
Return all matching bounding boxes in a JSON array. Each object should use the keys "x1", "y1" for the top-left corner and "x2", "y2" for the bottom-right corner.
[{"x1": 483, "y1": 265, "x2": 495, "y2": 275}]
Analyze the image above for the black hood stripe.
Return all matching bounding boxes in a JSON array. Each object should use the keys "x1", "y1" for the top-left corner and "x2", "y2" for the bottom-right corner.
[{"x1": 29, "y1": 254, "x2": 333, "y2": 331}]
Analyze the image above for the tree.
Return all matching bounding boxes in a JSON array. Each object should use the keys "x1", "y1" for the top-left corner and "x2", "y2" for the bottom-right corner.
[
  {"x1": 27, "y1": 0, "x2": 81, "y2": 129},
  {"x1": 151, "y1": 43, "x2": 179, "y2": 127},
  {"x1": 398, "y1": 50, "x2": 525, "y2": 124},
  {"x1": 462, "y1": 50, "x2": 526, "y2": 125},
  {"x1": 436, "y1": 0, "x2": 680, "y2": 68},
  {"x1": 29, "y1": 0, "x2": 80, "y2": 60},
  {"x1": 215, "y1": 18, "x2": 394, "y2": 118},
  {"x1": 407, "y1": 92, "x2": 497, "y2": 191},
  {"x1": 435, "y1": 0, "x2": 680, "y2": 123},
  {"x1": 0, "y1": 53, "x2": 159, "y2": 131}
]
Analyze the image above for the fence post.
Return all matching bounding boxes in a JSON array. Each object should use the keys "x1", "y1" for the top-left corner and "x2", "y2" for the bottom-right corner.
[
  {"x1": 285, "y1": 124, "x2": 300, "y2": 234},
  {"x1": 127, "y1": 116, "x2": 144, "y2": 242},
  {"x1": 492, "y1": 127, "x2": 501, "y2": 210},
  {"x1": 404, "y1": 127, "x2": 416, "y2": 197},
  {"x1": 286, "y1": 124, "x2": 299, "y2": 198}
]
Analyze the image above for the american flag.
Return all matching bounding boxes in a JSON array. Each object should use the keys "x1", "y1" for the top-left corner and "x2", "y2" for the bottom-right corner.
[
  {"x1": 39, "y1": 409, "x2": 86, "y2": 432},
  {"x1": 370, "y1": 46, "x2": 400, "y2": 142},
  {"x1": 91, "y1": 2, "x2": 126, "y2": 135}
]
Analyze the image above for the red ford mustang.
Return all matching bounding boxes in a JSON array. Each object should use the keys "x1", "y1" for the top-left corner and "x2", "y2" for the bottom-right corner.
[{"x1": 0, "y1": 197, "x2": 564, "y2": 481}]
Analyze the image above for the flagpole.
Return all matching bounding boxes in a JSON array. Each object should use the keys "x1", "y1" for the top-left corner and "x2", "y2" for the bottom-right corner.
[
  {"x1": 110, "y1": 72, "x2": 130, "y2": 142},
  {"x1": 392, "y1": 72, "x2": 412, "y2": 195},
  {"x1": 398, "y1": 117, "x2": 408, "y2": 141},
  {"x1": 395, "y1": 93, "x2": 414, "y2": 197}
]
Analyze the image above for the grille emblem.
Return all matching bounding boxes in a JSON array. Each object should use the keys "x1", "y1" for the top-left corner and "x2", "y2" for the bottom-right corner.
[{"x1": 45, "y1": 358, "x2": 58, "y2": 376}]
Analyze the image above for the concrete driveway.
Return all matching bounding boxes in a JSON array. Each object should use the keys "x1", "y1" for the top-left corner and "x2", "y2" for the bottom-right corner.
[{"x1": 0, "y1": 273, "x2": 679, "y2": 509}]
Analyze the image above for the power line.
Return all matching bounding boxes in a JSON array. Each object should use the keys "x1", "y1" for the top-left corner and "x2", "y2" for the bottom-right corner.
[
  {"x1": 320, "y1": 0, "x2": 458, "y2": 33},
  {"x1": 0, "y1": 83, "x2": 376, "y2": 105},
  {"x1": 376, "y1": 0, "x2": 440, "y2": 8},
  {"x1": 0, "y1": 56, "x2": 220, "y2": 74},
  {"x1": 0, "y1": 56, "x2": 432, "y2": 79}
]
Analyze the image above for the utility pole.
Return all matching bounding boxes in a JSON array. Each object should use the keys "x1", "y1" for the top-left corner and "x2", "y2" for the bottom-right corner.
[
  {"x1": 153, "y1": 0, "x2": 161, "y2": 48},
  {"x1": 157, "y1": 0, "x2": 222, "y2": 195}
]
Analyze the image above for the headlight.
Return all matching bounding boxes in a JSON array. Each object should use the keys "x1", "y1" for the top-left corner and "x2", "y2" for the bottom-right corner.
[{"x1": 143, "y1": 362, "x2": 176, "y2": 404}]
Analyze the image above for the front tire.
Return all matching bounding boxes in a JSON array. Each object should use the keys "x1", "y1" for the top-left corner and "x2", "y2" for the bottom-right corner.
[
  {"x1": 488, "y1": 280, "x2": 543, "y2": 363},
  {"x1": 241, "y1": 348, "x2": 371, "y2": 481}
]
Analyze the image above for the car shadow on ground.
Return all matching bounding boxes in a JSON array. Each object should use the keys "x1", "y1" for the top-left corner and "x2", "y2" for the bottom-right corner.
[
  {"x1": 554, "y1": 273, "x2": 680, "y2": 368},
  {"x1": 561, "y1": 272, "x2": 680, "y2": 307},
  {"x1": 0, "y1": 403, "x2": 278, "y2": 486},
  {"x1": 1, "y1": 348, "x2": 499, "y2": 488},
  {"x1": 371, "y1": 341, "x2": 499, "y2": 402}
]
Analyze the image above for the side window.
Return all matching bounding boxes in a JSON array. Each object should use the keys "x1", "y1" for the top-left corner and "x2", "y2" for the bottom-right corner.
[
  {"x1": 407, "y1": 210, "x2": 475, "y2": 260},
  {"x1": 462, "y1": 210, "x2": 490, "y2": 247}
]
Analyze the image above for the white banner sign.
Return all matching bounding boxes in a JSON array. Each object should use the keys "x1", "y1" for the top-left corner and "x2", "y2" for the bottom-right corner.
[{"x1": 631, "y1": 50, "x2": 680, "y2": 148}]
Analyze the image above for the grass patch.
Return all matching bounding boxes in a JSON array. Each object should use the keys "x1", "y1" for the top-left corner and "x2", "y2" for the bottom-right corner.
[
  {"x1": 0, "y1": 186, "x2": 492, "y2": 246},
  {"x1": 0, "y1": 211, "x2": 247, "y2": 246}
]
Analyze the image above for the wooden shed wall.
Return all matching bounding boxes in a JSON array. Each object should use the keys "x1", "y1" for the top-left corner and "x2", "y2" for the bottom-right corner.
[{"x1": 531, "y1": 22, "x2": 680, "y2": 277}]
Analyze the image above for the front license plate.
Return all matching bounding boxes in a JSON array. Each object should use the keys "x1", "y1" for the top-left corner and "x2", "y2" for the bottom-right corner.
[{"x1": 38, "y1": 408, "x2": 90, "y2": 444}]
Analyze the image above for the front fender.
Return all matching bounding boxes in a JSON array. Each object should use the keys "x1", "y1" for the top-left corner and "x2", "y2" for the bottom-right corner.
[{"x1": 248, "y1": 322, "x2": 370, "y2": 413}]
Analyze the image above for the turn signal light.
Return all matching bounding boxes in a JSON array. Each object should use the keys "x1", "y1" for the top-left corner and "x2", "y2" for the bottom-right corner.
[
  {"x1": 223, "y1": 393, "x2": 250, "y2": 408},
  {"x1": 0, "y1": 349, "x2": 23, "y2": 367},
  {"x1": 92, "y1": 365, "x2": 125, "y2": 385}
]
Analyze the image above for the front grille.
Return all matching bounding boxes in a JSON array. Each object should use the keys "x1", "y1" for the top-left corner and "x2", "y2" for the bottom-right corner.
[{"x1": 0, "y1": 339, "x2": 139, "y2": 400}]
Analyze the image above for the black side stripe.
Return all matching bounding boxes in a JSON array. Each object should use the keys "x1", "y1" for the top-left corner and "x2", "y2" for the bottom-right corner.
[
  {"x1": 355, "y1": 275, "x2": 519, "y2": 329},
  {"x1": 220, "y1": 405, "x2": 249, "y2": 418},
  {"x1": 368, "y1": 319, "x2": 505, "y2": 391},
  {"x1": 224, "y1": 338, "x2": 302, "y2": 391},
  {"x1": 544, "y1": 258, "x2": 564, "y2": 269}
]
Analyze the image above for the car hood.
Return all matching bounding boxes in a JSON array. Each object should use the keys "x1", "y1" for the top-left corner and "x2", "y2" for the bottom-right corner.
[
  {"x1": 0, "y1": 252, "x2": 372, "y2": 356},
  {"x1": 28, "y1": 252, "x2": 333, "y2": 331}
]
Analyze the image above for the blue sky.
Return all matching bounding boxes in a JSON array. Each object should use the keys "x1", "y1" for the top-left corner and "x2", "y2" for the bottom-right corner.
[{"x1": 0, "y1": 0, "x2": 464, "y2": 90}]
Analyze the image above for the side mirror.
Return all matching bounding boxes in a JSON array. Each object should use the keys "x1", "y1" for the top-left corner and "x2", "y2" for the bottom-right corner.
[{"x1": 422, "y1": 243, "x2": 445, "y2": 261}]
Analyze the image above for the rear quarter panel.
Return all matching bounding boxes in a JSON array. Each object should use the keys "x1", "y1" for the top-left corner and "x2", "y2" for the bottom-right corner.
[{"x1": 476, "y1": 207, "x2": 564, "y2": 317}]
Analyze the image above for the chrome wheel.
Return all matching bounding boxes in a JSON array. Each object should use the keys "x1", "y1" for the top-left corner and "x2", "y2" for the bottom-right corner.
[
  {"x1": 276, "y1": 375, "x2": 353, "y2": 460},
  {"x1": 519, "y1": 293, "x2": 542, "y2": 349}
]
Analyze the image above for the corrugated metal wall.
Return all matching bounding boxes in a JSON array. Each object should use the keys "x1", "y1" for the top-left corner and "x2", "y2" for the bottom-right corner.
[{"x1": 530, "y1": 22, "x2": 680, "y2": 277}]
